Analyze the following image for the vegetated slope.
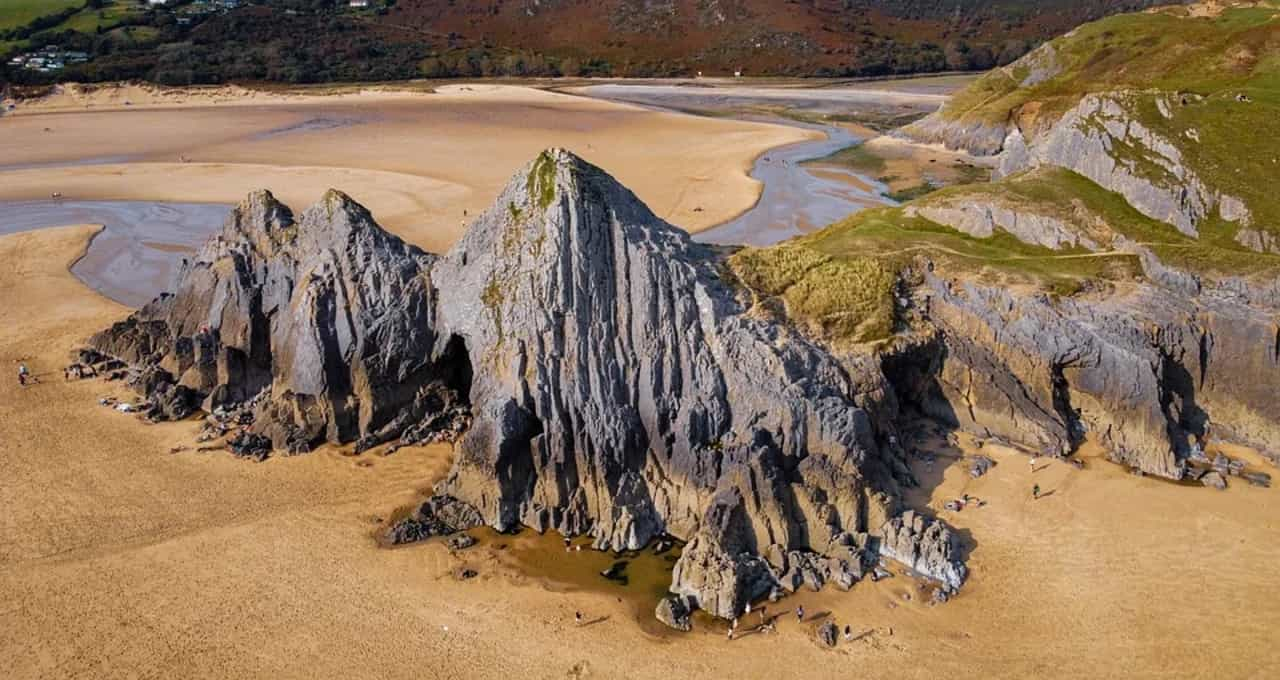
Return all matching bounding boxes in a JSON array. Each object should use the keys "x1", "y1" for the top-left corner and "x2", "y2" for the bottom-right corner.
[
  {"x1": 733, "y1": 2, "x2": 1280, "y2": 482},
  {"x1": 2, "y1": 0, "x2": 1178, "y2": 85},
  {"x1": 900, "y1": 0, "x2": 1280, "y2": 239},
  {"x1": 393, "y1": 0, "x2": 1177, "y2": 76}
]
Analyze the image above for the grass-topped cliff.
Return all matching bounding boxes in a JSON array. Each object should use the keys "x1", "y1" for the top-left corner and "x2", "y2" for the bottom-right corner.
[{"x1": 737, "y1": 1, "x2": 1280, "y2": 348}]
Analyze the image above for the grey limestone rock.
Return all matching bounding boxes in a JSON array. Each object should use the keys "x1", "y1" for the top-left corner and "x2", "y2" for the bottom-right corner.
[
  {"x1": 429, "y1": 150, "x2": 912, "y2": 618},
  {"x1": 89, "y1": 189, "x2": 470, "y2": 455},
  {"x1": 817, "y1": 620, "x2": 839, "y2": 647},
  {"x1": 878, "y1": 510, "x2": 966, "y2": 592},
  {"x1": 655, "y1": 594, "x2": 693, "y2": 632}
]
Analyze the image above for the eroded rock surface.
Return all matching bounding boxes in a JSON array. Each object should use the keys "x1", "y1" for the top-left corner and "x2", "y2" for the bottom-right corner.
[
  {"x1": 90, "y1": 189, "x2": 472, "y2": 454},
  {"x1": 878, "y1": 510, "x2": 966, "y2": 592},
  {"x1": 88, "y1": 150, "x2": 957, "y2": 625},
  {"x1": 430, "y1": 151, "x2": 914, "y2": 619}
]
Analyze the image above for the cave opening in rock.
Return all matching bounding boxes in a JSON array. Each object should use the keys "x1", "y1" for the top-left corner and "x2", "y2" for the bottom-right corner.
[{"x1": 436, "y1": 333, "x2": 475, "y2": 406}]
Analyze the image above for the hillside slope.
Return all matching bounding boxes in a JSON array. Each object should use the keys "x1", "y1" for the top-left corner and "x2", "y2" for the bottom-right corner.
[
  {"x1": 3, "y1": 0, "x2": 1180, "y2": 84},
  {"x1": 736, "y1": 1, "x2": 1280, "y2": 478},
  {"x1": 391, "y1": 0, "x2": 1178, "y2": 76}
]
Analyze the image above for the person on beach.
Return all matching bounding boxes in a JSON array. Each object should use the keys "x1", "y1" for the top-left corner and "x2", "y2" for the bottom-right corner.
[
  {"x1": 1033, "y1": 484, "x2": 1041, "y2": 500},
  {"x1": 844, "y1": 625, "x2": 852, "y2": 642},
  {"x1": 759, "y1": 604, "x2": 767, "y2": 624},
  {"x1": 1030, "y1": 456, "x2": 1038, "y2": 472},
  {"x1": 796, "y1": 605, "x2": 805, "y2": 623},
  {"x1": 574, "y1": 611, "x2": 583, "y2": 625},
  {"x1": 17, "y1": 362, "x2": 30, "y2": 386}
]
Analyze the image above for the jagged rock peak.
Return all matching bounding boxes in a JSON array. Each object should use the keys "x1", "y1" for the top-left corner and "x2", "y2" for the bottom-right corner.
[
  {"x1": 90, "y1": 188, "x2": 466, "y2": 455},
  {"x1": 445, "y1": 147, "x2": 697, "y2": 267},
  {"x1": 91, "y1": 151, "x2": 966, "y2": 625}
]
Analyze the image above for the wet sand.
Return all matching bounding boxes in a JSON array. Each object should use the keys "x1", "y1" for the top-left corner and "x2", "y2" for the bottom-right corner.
[
  {"x1": 0, "y1": 200, "x2": 230, "y2": 307},
  {"x1": 696, "y1": 120, "x2": 890, "y2": 246},
  {"x1": 570, "y1": 82, "x2": 950, "y2": 119},
  {"x1": 0, "y1": 84, "x2": 810, "y2": 253},
  {"x1": 4, "y1": 226, "x2": 1278, "y2": 679}
]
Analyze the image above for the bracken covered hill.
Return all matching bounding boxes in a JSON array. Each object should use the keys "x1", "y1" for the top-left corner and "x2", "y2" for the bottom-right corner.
[
  {"x1": 2, "y1": 0, "x2": 1183, "y2": 84},
  {"x1": 393, "y1": 0, "x2": 1179, "y2": 76}
]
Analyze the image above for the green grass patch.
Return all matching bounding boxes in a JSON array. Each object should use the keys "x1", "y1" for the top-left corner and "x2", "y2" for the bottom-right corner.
[
  {"x1": 885, "y1": 183, "x2": 938, "y2": 203},
  {"x1": 937, "y1": 3, "x2": 1280, "y2": 128},
  {"x1": 806, "y1": 143, "x2": 886, "y2": 176},
  {"x1": 62, "y1": 1, "x2": 140, "y2": 34},
  {"x1": 796, "y1": 206, "x2": 1141, "y2": 295},
  {"x1": 917, "y1": 167, "x2": 1280, "y2": 278},
  {"x1": 730, "y1": 243, "x2": 898, "y2": 344},
  {"x1": 0, "y1": 0, "x2": 82, "y2": 31},
  {"x1": 527, "y1": 150, "x2": 557, "y2": 211}
]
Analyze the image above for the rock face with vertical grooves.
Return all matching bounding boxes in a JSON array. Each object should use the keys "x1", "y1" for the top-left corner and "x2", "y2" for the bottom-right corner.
[
  {"x1": 89, "y1": 188, "x2": 470, "y2": 454},
  {"x1": 430, "y1": 150, "x2": 921, "y2": 617},
  {"x1": 89, "y1": 150, "x2": 963, "y2": 623}
]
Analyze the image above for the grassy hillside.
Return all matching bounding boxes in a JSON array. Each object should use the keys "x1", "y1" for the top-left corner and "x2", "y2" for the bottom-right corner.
[
  {"x1": 938, "y1": 1, "x2": 1279, "y2": 127},
  {"x1": 0, "y1": 0, "x2": 81, "y2": 31},
  {"x1": 735, "y1": 2, "x2": 1280, "y2": 346}
]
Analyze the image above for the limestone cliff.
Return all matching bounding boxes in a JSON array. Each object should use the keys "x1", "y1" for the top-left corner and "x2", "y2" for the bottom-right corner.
[
  {"x1": 89, "y1": 150, "x2": 967, "y2": 622},
  {"x1": 89, "y1": 189, "x2": 469, "y2": 454}
]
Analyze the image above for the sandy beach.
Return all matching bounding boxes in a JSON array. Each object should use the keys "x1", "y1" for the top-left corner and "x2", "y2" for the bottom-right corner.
[
  {"x1": 2, "y1": 225, "x2": 1277, "y2": 679},
  {"x1": 0, "y1": 84, "x2": 815, "y2": 253}
]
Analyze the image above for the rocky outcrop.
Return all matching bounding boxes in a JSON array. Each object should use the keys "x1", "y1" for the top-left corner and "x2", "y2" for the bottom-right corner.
[
  {"x1": 88, "y1": 149, "x2": 961, "y2": 624},
  {"x1": 905, "y1": 201, "x2": 1098, "y2": 251},
  {"x1": 877, "y1": 511, "x2": 966, "y2": 592},
  {"x1": 896, "y1": 41, "x2": 1063, "y2": 156},
  {"x1": 817, "y1": 620, "x2": 839, "y2": 647},
  {"x1": 430, "y1": 150, "x2": 917, "y2": 619},
  {"x1": 995, "y1": 94, "x2": 1234, "y2": 238},
  {"x1": 891, "y1": 266, "x2": 1280, "y2": 478},
  {"x1": 89, "y1": 189, "x2": 472, "y2": 454},
  {"x1": 896, "y1": 115, "x2": 1010, "y2": 157},
  {"x1": 655, "y1": 594, "x2": 693, "y2": 632}
]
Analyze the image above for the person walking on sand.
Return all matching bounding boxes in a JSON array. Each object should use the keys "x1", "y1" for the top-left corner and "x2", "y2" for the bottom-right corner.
[
  {"x1": 844, "y1": 625, "x2": 852, "y2": 642},
  {"x1": 1030, "y1": 456, "x2": 1038, "y2": 472},
  {"x1": 796, "y1": 605, "x2": 805, "y2": 623},
  {"x1": 17, "y1": 362, "x2": 30, "y2": 386},
  {"x1": 574, "y1": 611, "x2": 583, "y2": 625},
  {"x1": 1033, "y1": 484, "x2": 1041, "y2": 500}
]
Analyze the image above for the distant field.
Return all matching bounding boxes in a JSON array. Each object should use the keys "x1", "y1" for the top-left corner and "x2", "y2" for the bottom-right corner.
[
  {"x1": 0, "y1": 0, "x2": 83, "y2": 31},
  {"x1": 63, "y1": 2, "x2": 139, "y2": 33}
]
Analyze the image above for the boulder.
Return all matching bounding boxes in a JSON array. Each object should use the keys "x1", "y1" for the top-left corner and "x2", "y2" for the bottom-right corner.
[
  {"x1": 1242, "y1": 472, "x2": 1271, "y2": 488},
  {"x1": 1200, "y1": 470, "x2": 1228, "y2": 490},
  {"x1": 655, "y1": 594, "x2": 693, "y2": 632},
  {"x1": 817, "y1": 621, "x2": 839, "y2": 647},
  {"x1": 969, "y1": 455, "x2": 995, "y2": 478},
  {"x1": 878, "y1": 511, "x2": 967, "y2": 591},
  {"x1": 446, "y1": 533, "x2": 478, "y2": 550},
  {"x1": 385, "y1": 496, "x2": 485, "y2": 546}
]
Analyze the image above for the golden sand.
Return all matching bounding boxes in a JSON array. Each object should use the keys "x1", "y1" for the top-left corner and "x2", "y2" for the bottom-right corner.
[
  {"x1": 0, "y1": 84, "x2": 816, "y2": 253},
  {"x1": 2, "y1": 227, "x2": 1277, "y2": 678}
]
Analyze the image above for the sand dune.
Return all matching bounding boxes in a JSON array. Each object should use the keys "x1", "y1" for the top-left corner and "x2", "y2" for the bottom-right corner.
[{"x1": 2, "y1": 227, "x2": 1277, "y2": 679}]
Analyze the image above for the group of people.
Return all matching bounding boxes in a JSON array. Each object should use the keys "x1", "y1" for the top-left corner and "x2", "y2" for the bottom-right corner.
[
  {"x1": 727, "y1": 604, "x2": 773, "y2": 640},
  {"x1": 726, "y1": 603, "x2": 860, "y2": 645}
]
